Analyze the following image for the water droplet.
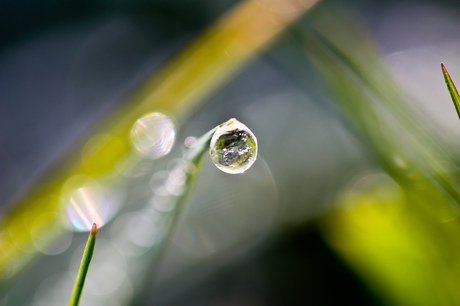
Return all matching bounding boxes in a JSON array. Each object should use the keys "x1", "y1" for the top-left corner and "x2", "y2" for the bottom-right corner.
[
  {"x1": 209, "y1": 119, "x2": 258, "y2": 174},
  {"x1": 130, "y1": 112, "x2": 176, "y2": 159}
]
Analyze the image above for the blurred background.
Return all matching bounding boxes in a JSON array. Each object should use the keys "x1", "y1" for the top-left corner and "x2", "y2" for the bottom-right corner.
[{"x1": 2, "y1": 0, "x2": 460, "y2": 304}]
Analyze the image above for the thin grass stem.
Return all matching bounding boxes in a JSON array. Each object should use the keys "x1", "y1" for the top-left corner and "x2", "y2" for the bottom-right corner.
[
  {"x1": 441, "y1": 63, "x2": 460, "y2": 121},
  {"x1": 133, "y1": 126, "x2": 218, "y2": 303},
  {"x1": 69, "y1": 223, "x2": 97, "y2": 306}
]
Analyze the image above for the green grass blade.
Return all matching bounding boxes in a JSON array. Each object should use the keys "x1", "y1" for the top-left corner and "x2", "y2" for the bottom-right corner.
[
  {"x1": 441, "y1": 63, "x2": 460, "y2": 120},
  {"x1": 132, "y1": 126, "x2": 216, "y2": 304},
  {"x1": 295, "y1": 13, "x2": 460, "y2": 218},
  {"x1": 69, "y1": 224, "x2": 97, "y2": 306}
]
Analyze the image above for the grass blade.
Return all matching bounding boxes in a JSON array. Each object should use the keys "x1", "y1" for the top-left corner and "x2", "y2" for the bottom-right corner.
[
  {"x1": 298, "y1": 14, "x2": 460, "y2": 219},
  {"x1": 132, "y1": 126, "x2": 216, "y2": 303},
  {"x1": 441, "y1": 63, "x2": 460, "y2": 120},
  {"x1": 69, "y1": 223, "x2": 97, "y2": 306}
]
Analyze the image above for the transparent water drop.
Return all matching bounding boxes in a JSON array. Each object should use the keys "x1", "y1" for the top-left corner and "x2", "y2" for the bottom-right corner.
[
  {"x1": 209, "y1": 118, "x2": 258, "y2": 174},
  {"x1": 130, "y1": 112, "x2": 176, "y2": 159}
]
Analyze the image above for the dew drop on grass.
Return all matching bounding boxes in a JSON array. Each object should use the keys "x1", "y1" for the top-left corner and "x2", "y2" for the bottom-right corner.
[
  {"x1": 209, "y1": 118, "x2": 258, "y2": 174},
  {"x1": 130, "y1": 112, "x2": 175, "y2": 159}
]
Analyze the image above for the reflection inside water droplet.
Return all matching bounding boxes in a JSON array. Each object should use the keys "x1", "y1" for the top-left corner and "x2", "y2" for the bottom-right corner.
[
  {"x1": 209, "y1": 119, "x2": 257, "y2": 174},
  {"x1": 130, "y1": 112, "x2": 175, "y2": 159}
]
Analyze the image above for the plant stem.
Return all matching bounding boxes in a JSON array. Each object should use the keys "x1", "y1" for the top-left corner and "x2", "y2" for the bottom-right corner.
[
  {"x1": 133, "y1": 125, "x2": 218, "y2": 304},
  {"x1": 69, "y1": 224, "x2": 97, "y2": 306},
  {"x1": 441, "y1": 63, "x2": 460, "y2": 121}
]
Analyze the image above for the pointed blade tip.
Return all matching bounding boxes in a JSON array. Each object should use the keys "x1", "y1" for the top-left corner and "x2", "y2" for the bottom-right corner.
[{"x1": 91, "y1": 223, "x2": 98, "y2": 235}]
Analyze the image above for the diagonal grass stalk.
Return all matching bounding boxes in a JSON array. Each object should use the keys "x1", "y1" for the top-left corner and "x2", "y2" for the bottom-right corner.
[
  {"x1": 296, "y1": 10, "x2": 460, "y2": 305},
  {"x1": 298, "y1": 15, "x2": 460, "y2": 219},
  {"x1": 131, "y1": 117, "x2": 258, "y2": 304},
  {"x1": 441, "y1": 63, "x2": 460, "y2": 120},
  {"x1": 69, "y1": 223, "x2": 97, "y2": 306},
  {"x1": 135, "y1": 118, "x2": 257, "y2": 302},
  {"x1": 134, "y1": 129, "x2": 214, "y2": 302}
]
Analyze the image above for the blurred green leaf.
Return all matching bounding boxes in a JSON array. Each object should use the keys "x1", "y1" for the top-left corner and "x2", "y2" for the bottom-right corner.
[
  {"x1": 302, "y1": 10, "x2": 460, "y2": 220},
  {"x1": 302, "y1": 8, "x2": 460, "y2": 305}
]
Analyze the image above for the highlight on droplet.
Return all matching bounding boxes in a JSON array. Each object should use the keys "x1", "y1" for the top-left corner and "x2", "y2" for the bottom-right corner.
[
  {"x1": 130, "y1": 112, "x2": 176, "y2": 159},
  {"x1": 209, "y1": 118, "x2": 258, "y2": 174}
]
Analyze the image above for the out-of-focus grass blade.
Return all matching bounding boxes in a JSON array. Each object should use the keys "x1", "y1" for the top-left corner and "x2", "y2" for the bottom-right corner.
[
  {"x1": 301, "y1": 10, "x2": 460, "y2": 219},
  {"x1": 319, "y1": 173, "x2": 460, "y2": 305},
  {"x1": 0, "y1": 0, "x2": 320, "y2": 282},
  {"x1": 441, "y1": 63, "x2": 460, "y2": 120},
  {"x1": 133, "y1": 126, "x2": 215, "y2": 303},
  {"x1": 295, "y1": 8, "x2": 460, "y2": 305},
  {"x1": 69, "y1": 224, "x2": 97, "y2": 306}
]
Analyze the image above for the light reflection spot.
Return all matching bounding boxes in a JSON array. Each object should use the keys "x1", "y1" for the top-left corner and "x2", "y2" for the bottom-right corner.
[
  {"x1": 168, "y1": 169, "x2": 186, "y2": 185},
  {"x1": 66, "y1": 185, "x2": 110, "y2": 232},
  {"x1": 149, "y1": 170, "x2": 169, "y2": 192},
  {"x1": 130, "y1": 112, "x2": 175, "y2": 159},
  {"x1": 184, "y1": 136, "x2": 197, "y2": 148}
]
